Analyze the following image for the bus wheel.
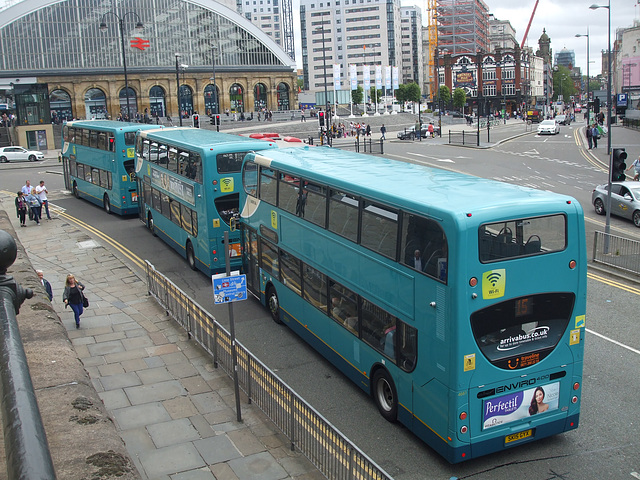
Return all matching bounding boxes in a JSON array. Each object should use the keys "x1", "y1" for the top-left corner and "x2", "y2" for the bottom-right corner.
[
  {"x1": 372, "y1": 368, "x2": 397, "y2": 422},
  {"x1": 103, "y1": 194, "x2": 111, "y2": 214},
  {"x1": 73, "y1": 182, "x2": 80, "y2": 199},
  {"x1": 186, "y1": 241, "x2": 197, "y2": 270},
  {"x1": 266, "y1": 286, "x2": 283, "y2": 324},
  {"x1": 147, "y1": 212, "x2": 157, "y2": 237},
  {"x1": 594, "y1": 198, "x2": 606, "y2": 215}
]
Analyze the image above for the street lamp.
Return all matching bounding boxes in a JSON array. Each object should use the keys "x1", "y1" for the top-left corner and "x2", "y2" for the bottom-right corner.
[
  {"x1": 316, "y1": 24, "x2": 330, "y2": 145},
  {"x1": 100, "y1": 11, "x2": 143, "y2": 121},
  {"x1": 575, "y1": 29, "x2": 590, "y2": 124},
  {"x1": 210, "y1": 44, "x2": 219, "y2": 130},
  {"x1": 175, "y1": 53, "x2": 182, "y2": 126},
  {"x1": 590, "y1": 0, "x2": 613, "y2": 242}
]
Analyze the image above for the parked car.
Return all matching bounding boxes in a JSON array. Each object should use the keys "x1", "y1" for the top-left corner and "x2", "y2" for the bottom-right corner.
[
  {"x1": 0, "y1": 146, "x2": 45, "y2": 163},
  {"x1": 396, "y1": 124, "x2": 440, "y2": 140},
  {"x1": 537, "y1": 119, "x2": 560, "y2": 135},
  {"x1": 555, "y1": 114, "x2": 571, "y2": 125},
  {"x1": 592, "y1": 182, "x2": 640, "y2": 227}
]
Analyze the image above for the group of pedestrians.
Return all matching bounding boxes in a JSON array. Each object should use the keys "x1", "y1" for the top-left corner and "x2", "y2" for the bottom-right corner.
[
  {"x1": 15, "y1": 179, "x2": 51, "y2": 226},
  {"x1": 585, "y1": 123, "x2": 601, "y2": 150},
  {"x1": 35, "y1": 270, "x2": 87, "y2": 328}
]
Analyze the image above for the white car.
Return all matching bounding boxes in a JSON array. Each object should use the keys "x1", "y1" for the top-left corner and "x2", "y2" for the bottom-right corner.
[
  {"x1": 537, "y1": 120, "x2": 560, "y2": 135},
  {"x1": 0, "y1": 146, "x2": 45, "y2": 163}
]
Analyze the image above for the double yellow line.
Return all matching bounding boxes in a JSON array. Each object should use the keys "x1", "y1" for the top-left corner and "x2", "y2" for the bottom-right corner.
[
  {"x1": 55, "y1": 208, "x2": 146, "y2": 272},
  {"x1": 574, "y1": 126, "x2": 608, "y2": 172}
]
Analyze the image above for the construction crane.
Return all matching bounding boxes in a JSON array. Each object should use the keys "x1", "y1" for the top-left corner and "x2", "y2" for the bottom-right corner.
[{"x1": 521, "y1": 0, "x2": 540, "y2": 47}]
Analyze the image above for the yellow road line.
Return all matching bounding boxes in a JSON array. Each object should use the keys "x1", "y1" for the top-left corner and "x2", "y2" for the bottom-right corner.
[{"x1": 587, "y1": 271, "x2": 640, "y2": 295}]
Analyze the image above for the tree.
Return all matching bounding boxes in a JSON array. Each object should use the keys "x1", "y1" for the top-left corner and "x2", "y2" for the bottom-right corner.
[
  {"x1": 405, "y1": 82, "x2": 421, "y2": 103},
  {"x1": 452, "y1": 88, "x2": 467, "y2": 112},
  {"x1": 439, "y1": 85, "x2": 451, "y2": 110},
  {"x1": 553, "y1": 66, "x2": 576, "y2": 102},
  {"x1": 351, "y1": 86, "x2": 364, "y2": 106}
]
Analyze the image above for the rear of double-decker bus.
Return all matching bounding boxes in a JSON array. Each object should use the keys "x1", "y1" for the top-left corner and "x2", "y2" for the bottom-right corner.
[{"x1": 417, "y1": 188, "x2": 587, "y2": 463}]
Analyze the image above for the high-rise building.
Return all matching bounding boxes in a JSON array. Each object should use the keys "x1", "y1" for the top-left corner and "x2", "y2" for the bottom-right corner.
[
  {"x1": 237, "y1": 0, "x2": 295, "y2": 61},
  {"x1": 437, "y1": 0, "x2": 489, "y2": 56},
  {"x1": 488, "y1": 14, "x2": 517, "y2": 53},
  {"x1": 400, "y1": 6, "x2": 423, "y2": 88},
  {"x1": 300, "y1": 0, "x2": 403, "y2": 97}
]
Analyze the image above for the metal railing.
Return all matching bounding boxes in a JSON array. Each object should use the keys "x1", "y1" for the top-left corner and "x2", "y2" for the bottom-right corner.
[
  {"x1": 477, "y1": 118, "x2": 502, "y2": 128},
  {"x1": 448, "y1": 130, "x2": 479, "y2": 147},
  {"x1": 622, "y1": 117, "x2": 640, "y2": 130},
  {"x1": 335, "y1": 137, "x2": 384, "y2": 154},
  {"x1": 592, "y1": 231, "x2": 640, "y2": 276},
  {"x1": 145, "y1": 261, "x2": 393, "y2": 480}
]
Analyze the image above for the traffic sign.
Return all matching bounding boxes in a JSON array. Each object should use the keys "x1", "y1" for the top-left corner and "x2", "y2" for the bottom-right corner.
[{"x1": 212, "y1": 274, "x2": 247, "y2": 304}]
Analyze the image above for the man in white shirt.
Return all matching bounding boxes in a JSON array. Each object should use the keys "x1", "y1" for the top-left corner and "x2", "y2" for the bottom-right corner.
[{"x1": 35, "y1": 180, "x2": 51, "y2": 220}]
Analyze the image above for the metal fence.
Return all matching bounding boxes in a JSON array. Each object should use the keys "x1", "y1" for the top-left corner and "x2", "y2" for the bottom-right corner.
[
  {"x1": 145, "y1": 261, "x2": 393, "y2": 480},
  {"x1": 592, "y1": 231, "x2": 640, "y2": 276},
  {"x1": 622, "y1": 117, "x2": 640, "y2": 130},
  {"x1": 334, "y1": 137, "x2": 384, "y2": 154},
  {"x1": 448, "y1": 130, "x2": 479, "y2": 147}
]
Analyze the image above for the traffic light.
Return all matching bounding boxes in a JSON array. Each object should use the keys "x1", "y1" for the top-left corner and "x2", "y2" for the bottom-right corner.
[
  {"x1": 216, "y1": 114, "x2": 220, "y2": 125},
  {"x1": 611, "y1": 148, "x2": 627, "y2": 182},
  {"x1": 593, "y1": 97, "x2": 600, "y2": 114},
  {"x1": 318, "y1": 111, "x2": 325, "y2": 127},
  {"x1": 193, "y1": 114, "x2": 199, "y2": 128}
]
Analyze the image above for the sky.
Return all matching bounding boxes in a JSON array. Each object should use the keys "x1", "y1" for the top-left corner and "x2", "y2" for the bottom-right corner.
[{"x1": 2, "y1": 0, "x2": 638, "y2": 76}]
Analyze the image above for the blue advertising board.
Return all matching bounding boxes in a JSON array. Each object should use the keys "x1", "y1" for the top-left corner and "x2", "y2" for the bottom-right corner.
[{"x1": 212, "y1": 274, "x2": 247, "y2": 304}]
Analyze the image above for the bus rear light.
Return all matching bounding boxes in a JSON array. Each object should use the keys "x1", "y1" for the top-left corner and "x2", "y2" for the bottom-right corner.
[
  {"x1": 466, "y1": 213, "x2": 472, "y2": 217},
  {"x1": 573, "y1": 382, "x2": 580, "y2": 390},
  {"x1": 213, "y1": 180, "x2": 218, "y2": 185},
  {"x1": 212, "y1": 250, "x2": 217, "y2": 255},
  {"x1": 571, "y1": 396, "x2": 578, "y2": 404},
  {"x1": 469, "y1": 277, "x2": 477, "y2": 287},
  {"x1": 569, "y1": 260, "x2": 576, "y2": 269},
  {"x1": 460, "y1": 426, "x2": 468, "y2": 434},
  {"x1": 459, "y1": 412, "x2": 467, "y2": 420}
]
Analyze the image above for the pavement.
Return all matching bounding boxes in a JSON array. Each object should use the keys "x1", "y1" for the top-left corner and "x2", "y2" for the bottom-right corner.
[{"x1": 0, "y1": 195, "x2": 324, "y2": 479}]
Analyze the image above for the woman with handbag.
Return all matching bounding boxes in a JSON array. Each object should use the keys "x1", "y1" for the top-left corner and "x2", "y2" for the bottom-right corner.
[{"x1": 62, "y1": 274, "x2": 86, "y2": 328}]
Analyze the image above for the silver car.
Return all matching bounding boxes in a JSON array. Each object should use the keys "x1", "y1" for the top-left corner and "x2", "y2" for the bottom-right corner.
[
  {"x1": 0, "y1": 146, "x2": 45, "y2": 163},
  {"x1": 592, "y1": 182, "x2": 640, "y2": 227}
]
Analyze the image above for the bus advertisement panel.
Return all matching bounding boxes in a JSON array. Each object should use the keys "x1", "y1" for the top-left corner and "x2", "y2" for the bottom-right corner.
[
  {"x1": 239, "y1": 146, "x2": 586, "y2": 463},
  {"x1": 61, "y1": 120, "x2": 160, "y2": 215},
  {"x1": 135, "y1": 128, "x2": 279, "y2": 275}
]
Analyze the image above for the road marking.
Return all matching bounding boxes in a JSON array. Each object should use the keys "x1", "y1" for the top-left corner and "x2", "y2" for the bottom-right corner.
[
  {"x1": 523, "y1": 148, "x2": 539, "y2": 155},
  {"x1": 586, "y1": 329, "x2": 640, "y2": 356},
  {"x1": 407, "y1": 152, "x2": 454, "y2": 163}
]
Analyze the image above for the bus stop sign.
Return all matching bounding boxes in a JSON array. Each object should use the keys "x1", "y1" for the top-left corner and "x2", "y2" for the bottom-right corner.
[{"x1": 212, "y1": 274, "x2": 247, "y2": 304}]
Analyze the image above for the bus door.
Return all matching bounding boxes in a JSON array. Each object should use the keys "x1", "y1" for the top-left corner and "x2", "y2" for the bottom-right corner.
[
  {"x1": 243, "y1": 227, "x2": 260, "y2": 297},
  {"x1": 62, "y1": 155, "x2": 72, "y2": 191}
]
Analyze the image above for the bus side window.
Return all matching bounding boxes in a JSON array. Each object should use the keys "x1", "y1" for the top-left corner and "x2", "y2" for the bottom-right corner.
[
  {"x1": 89, "y1": 130, "x2": 98, "y2": 149},
  {"x1": 97, "y1": 132, "x2": 107, "y2": 151},
  {"x1": 278, "y1": 174, "x2": 300, "y2": 215},
  {"x1": 260, "y1": 239, "x2": 278, "y2": 276},
  {"x1": 361, "y1": 300, "x2": 393, "y2": 354},
  {"x1": 302, "y1": 264, "x2": 328, "y2": 314},
  {"x1": 328, "y1": 190, "x2": 359, "y2": 242},
  {"x1": 179, "y1": 151, "x2": 190, "y2": 178},
  {"x1": 259, "y1": 167, "x2": 277, "y2": 206},
  {"x1": 243, "y1": 161, "x2": 258, "y2": 196},
  {"x1": 397, "y1": 322, "x2": 417, "y2": 372},
  {"x1": 190, "y1": 153, "x2": 202, "y2": 183},
  {"x1": 330, "y1": 281, "x2": 358, "y2": 335}
]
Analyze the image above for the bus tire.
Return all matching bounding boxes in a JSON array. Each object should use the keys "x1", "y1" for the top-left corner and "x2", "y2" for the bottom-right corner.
[
  {"x1": 186, "y1": 241, "x2": 197, "y2": 270},
  {"x1": 372, "y1": 368, "x2": 398, "y2": 422},
  {"x1": 266, "y1": 285, "x2": 283, "y2": 324},
  {"x1": 147, "y1": 212, "x2": 157, "y2": 237},
  {"x1": 594, "y1": 198, "x2": 605, "y2": 215},
  {"x1": 73, "y1": 181, "x2": 80, "y2": 199},
  {"x1": 103, "y1": 194, "x2": 111, "y2": 214}
]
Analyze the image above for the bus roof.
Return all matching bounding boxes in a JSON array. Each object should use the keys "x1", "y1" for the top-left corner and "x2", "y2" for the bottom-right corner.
[
  {"x1": 139, "y1": 127, "x2": 280, "y2": 150},
  {"x1": 66, "y1": 120, "x2": 159, "y2": 133},
  {"x1": 252, "y1": 146, "x2": 580, "y2": 223}
]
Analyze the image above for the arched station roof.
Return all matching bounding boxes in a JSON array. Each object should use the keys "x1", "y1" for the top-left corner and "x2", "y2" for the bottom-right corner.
[{"x1": 0, "y1": 0, "x2": 296, "y2": 76}]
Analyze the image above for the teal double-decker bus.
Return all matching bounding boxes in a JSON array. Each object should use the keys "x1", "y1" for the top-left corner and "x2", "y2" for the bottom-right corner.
[
  {"x1": 135, "y1": 128, "x2": 279, "y2": 275},
  {"x1": 62, "y1": 120, "x2": 160, "y2": 215},
  {"x1": 240, "y1": 146, "x2": 587, "y2": 463}
]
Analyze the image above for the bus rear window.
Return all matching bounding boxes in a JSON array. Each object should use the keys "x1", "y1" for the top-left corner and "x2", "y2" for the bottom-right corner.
[
  {"x1": 479, "y1": 214, "x2": 566, "y2": 262},
  {"x1": 470, "y1": 292, "x2": 575, "y2": 370}
]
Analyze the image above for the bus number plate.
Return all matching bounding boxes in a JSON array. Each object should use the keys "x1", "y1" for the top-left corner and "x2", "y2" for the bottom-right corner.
[{"x1": 505, "y1": 429, "x2": 532, "y2": 444}]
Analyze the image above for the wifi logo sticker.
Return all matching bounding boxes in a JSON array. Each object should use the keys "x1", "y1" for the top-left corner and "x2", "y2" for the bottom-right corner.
[
  {"x1": 220, "y1": 177, "x2": 234, "y2": 193},
  {"x1": 482, "y1": 269, "x2": 506, "y2": 299}
]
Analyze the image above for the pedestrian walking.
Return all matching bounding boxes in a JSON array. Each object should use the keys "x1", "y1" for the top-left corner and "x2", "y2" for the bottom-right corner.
[
  {"x1": 380, "y1": 124, "x2": 386, "y2": 140},
  {"x1": 626, "y1": 156, "x2": 640, "y2": 181},
  {"x1": 15, "y1": 191, "x2": 28, "y2": 227},
  {"x1": 591, "y1": 124, "x2": 599, "y2": 149},
  {"x1": 25, "y1": 188, "x2": 42, "y2": 225},
  {"x1": 35, "y1": 180, "x2": 52, "y2": 220},
  {"x1": 36, "y1": 269, "x2": 53, "y2": 301},
  {"x1": 585, "y1": 124, "x2": 593, "y2": 149},
  {"x1": 63, "y1": 274, "x2": 86, "y2": 328}
]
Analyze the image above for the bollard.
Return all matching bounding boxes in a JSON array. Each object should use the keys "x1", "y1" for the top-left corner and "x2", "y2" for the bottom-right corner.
[{"x1": 0, "y1": 230, "x2": 56, "y2": 480}]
